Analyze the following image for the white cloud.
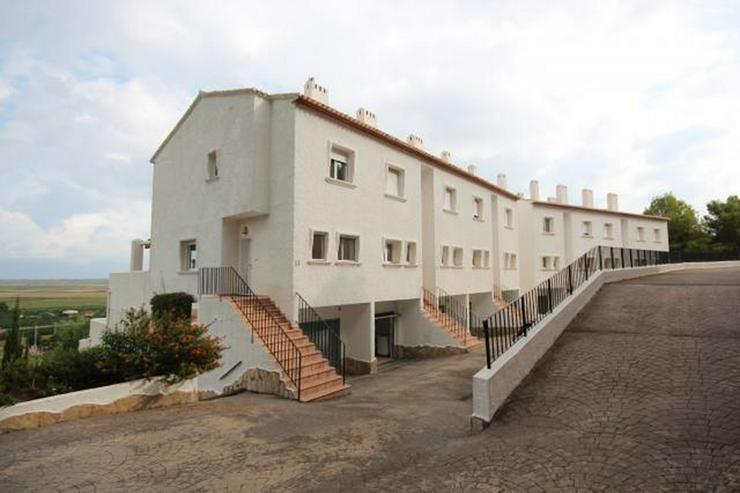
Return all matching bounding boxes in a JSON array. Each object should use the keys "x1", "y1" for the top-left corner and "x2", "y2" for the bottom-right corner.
[{"x1": 1, "y1": 0, "x2": 739, "y2": 277}]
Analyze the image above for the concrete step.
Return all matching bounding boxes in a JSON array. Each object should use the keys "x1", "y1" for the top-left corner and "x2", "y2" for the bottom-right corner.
[{"x1": 300, "y1": 383, "x2": 351, "y2": 403}]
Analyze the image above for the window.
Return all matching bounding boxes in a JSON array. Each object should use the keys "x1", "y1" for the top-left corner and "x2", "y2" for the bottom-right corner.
[
  {"x1": 505, "y1": 208, "x2": 514, "y2": 228},
  {"x1": 406, "y1": 241, "x2": 417, "y2": 265},
  {"x1": 441, "y1": 245, "x2": 450, "y2": 266},
  {"x1": 541, "y1": 256, "x2": 560, "y2": 271},
  {"x1": 311, "y1": 231, "x2": 328, "y2": 260},
  {"x1": 582, "y1": 221, "x2": 593, "y2": 237},
  {"x1": 473, "y1": 197, "x2": 484, "y2": 220},
  {"x1": 329, "y1": 145, "x2": 354, "y2": 183},
  {"x1": 384, "y1": 238, "x2": 402, "y2": 264},
  {"x1": 385, "y1": 166, "x2": 405, "y2": 198},
  {"x1": 443, "y1": 187, "x2": 457, "y2": 212},
  {"x1": 484, "y1": 250, "x2": 490, "y2": 268},
  {"x1": 180, "y1": 240, "x2": 197, "y2": 271},
  {"x1": 637, "y1": 227, "x2": 645, "y2": 242},
  {"x1": 338, "y1": 235, "x2": 359, "y2": 262},
  {"x1": 553, "y1": 256, "x2": 561, "y2": 270},
  {"x1": 472, "y1": 249, "x2": 483, "y2": 268},
  {"x1": 543, "y1": 217, "x2": 554, "y2": 233},
  {"x1": 453, "y1": 247, "x2": 464, "y2": 267},
  {"x1": 604, "y1": 223, "x2": 614, "y2": 239},
  {"x1": 653, "y1": 228, "x2": 661, "y2": 242},
  {"x1": 207, "y1": 151, "x2": 219, "y2": 180},
  {"x1": 504, "y1": 252, "x2": 517, "y2": 270},
  {"x1": 541, "y1": 256, "x2": 550, "y2": 270}
]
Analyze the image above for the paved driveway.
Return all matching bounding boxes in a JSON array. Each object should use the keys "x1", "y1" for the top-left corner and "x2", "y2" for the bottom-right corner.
[{"x1": 1, "y1": 267, "x2": 739, "y2": 491}]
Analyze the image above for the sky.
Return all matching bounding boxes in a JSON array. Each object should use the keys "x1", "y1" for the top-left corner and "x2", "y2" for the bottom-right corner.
[{"x1": 0, "y1": 1, "x2": 738, "y2": 279}]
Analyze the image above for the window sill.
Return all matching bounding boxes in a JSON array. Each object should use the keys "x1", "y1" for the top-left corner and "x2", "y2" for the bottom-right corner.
[
  {"x1": 205, "y1": 176, "x2": 220, "y2": 183},
  {"x1": 403, "y1": 263, "x2": 418, "y2": 268},
  {"x1": 382, "y1": 262, "x2": 403, "y2": 268},
  {"x1": 442, "y1": 209, "x2": 458, "y2": 215},
  {"x1": 582, "y1": 234, "x2": 593, "y2": 239},
  {"x1": 542, "y1": 232, "x2": 555, "y2": 236},
  {"x1": 384, "y1": 193, "x2": 407, "y2": 203},
  {"x1": 178, "y1": 270, "x2": 198, "y2": 275},
  {"x1": 325, "y1": 177, "x2": 356, "y2": 189},
  {"x1": 441, "y1": 265, "x2": 463, "y2": 269},
  {"x1": 504, "y1": 225, "x2": 514, "y2": 230},
  {"x1": 335, "y1": 260, "x2": 361, "y2": 266},
  {"x1": 604, "y1": 236, "x2": 614, "y2": 240},
  {"x1": 473, "y1": 217, "x2": 485, "y2": 223},
  {"x1": 504, "y1": 267, "x2": 518, "y2": 271},
  {"x1": 307, "y1": 259, "x2": 330, "y2": 265},
  {"x1": 472, "y1": 266, "x2": 490, "y2": 270}
]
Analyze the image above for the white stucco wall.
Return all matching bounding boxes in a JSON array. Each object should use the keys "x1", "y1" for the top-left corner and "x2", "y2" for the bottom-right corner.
[{"x1": 106, "y1": 271, "x2": 152, "y2": 329}]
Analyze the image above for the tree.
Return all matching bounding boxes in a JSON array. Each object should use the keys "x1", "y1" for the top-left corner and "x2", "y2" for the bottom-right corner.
[
  {"x1": 705, "y1": 195, "x2": 740, "y2": 251},
  {"x1": 644, "y1": 193, "x2": 709, "y2": 251},
  {"x1": 2, "y1": 298, "x2": 23, "y2": 368}
]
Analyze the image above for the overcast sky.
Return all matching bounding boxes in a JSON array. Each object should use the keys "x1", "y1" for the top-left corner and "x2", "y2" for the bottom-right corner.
[{"x1": 0, "y1": 1, "x2": 738, "y2": 279}]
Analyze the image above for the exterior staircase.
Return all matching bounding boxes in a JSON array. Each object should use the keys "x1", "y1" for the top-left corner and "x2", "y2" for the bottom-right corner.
[
  {"x1": 233, "y1": 297, "x2": 350, "y2": 402},
  {"x1": 199, "y1": 266, "x2": 349, "y2": 402},
  {"x1": 421, "y1": 288, "x2": 483, "y2": 350}
]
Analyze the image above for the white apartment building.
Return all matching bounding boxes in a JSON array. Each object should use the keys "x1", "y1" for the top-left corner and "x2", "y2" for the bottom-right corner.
[{"x1": 87, "y1": 78, "x2": 669, "y2": 402}]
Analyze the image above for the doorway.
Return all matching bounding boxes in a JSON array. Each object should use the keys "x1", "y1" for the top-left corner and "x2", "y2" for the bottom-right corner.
[
  {"x1": 238, "y1": 235, "x2": 251, "y2": 283},
  {"x1": 374, "y1": 312, "x2": 398, "y2": 358}
]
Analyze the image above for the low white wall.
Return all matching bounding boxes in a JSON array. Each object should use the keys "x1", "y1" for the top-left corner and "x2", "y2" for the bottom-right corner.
[
  {"x1": 472, "y1": 261, "x2": 740, "y2": 425},
  {"x1": 0, "y1": 377, "x2": 197, "y2": 431}
]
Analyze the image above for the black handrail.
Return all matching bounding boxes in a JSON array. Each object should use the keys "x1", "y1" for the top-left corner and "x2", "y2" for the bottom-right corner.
[
  {"x1": 295, "y1": 292, "x2": 346, "y2": 384},
  {"x1": 482, "y1": 246, "x2": 673, "y2": 369},
  {"x1": 199, "y1": 267, "x2": 303, "y2": 399}
]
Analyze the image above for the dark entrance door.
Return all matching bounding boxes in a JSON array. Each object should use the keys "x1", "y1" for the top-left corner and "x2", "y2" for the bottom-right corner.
[{"x1": 375, "y1": 312, "x2": 397, "y2": 358}]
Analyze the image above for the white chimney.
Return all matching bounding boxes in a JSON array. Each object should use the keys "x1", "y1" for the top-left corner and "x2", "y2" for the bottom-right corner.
[
  {"x1": 497, "y1": 173, "x2": 508, "y2": 189},
  {"x1": 467, "y1": 165, "x2": 477, "y2": 175},
  {"x1": 130, "y1": 239, "x2": 145, "y2": 272},
  {"x1": 303, "y1": 77, "x2": 328, "y2": 105},
  {"x1": 440, "y1": 150, "x2": 451, "y2": 162},
  {"x1": 530, "y1": 180, "x2": 540, "y2": 201},
  {"x1": 407, "y1": 134, "x2": 424, "y2": 149},
  {"x1": 582, "y1": 189, "x2": 594, "y2": 208},
  {"x1": 607, "y1": 193, "x2": 619, "y2": 211},
  {"x1": 556, "y1": 184, "x2": 568, "y2": 204},
  {"x1": 356, "y1": 107, "x2": 377, "y2": 128}
]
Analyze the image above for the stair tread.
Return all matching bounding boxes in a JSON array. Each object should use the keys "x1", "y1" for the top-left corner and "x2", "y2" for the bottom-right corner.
[{"x1": 300, "y1": 383, "x2": 351, "y2": 402}]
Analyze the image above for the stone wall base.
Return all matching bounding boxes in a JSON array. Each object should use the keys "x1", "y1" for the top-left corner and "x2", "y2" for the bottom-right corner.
[
  {"x1": 394, "y1": 345, "x2": 467, "y2": 359},
  {"x1": 344, "y1": 357, "x2": 378, "y2": 375},
  {"x1": 220, "y1": 367, "x2": 297, "y2": 400}
]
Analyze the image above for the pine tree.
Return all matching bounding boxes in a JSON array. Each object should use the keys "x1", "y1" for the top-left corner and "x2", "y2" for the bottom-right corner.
[{"x1": 1, "y1": 298, "x2": 22, "y2": 367}]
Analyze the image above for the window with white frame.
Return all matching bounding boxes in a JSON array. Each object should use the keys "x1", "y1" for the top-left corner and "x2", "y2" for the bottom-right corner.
[
  {"x1": 653, "y1": 228, "x2": 661, "y2": 242},
  {"x1": 338, "y1": 234, "x2": 359, "y2": 261},
  {"x1": 329, "y1": 145, "x2": 354, "y2": 183},
  {"x1": 453, "y1": 247, "x2": 464, "y2": 267},
  {"x1": 385, "y1": 165, "x2": 405, "y2": 198},
  {"x1": 637, "y1": 226, "x2": 645, "y2": 242},
  {"x1": 311, "y1": 231, "x2": 328, "y2": 260},
  {"x1": 443, "y1": 186, "x2": 457, "y2": 212},
  {"x1": 543, "y1": 217, "x2": 554, "y2": 233},
  {"x1": 406, "y1": 241, "x2": 417, "y2": 265},
  {"x1": 541, "y1": 256, "x2": 550, "y2": 270},
  {"x1": 180, "y1": 240, "x2": 197, "y2": 271},
  {"x1": 473, "y1": 197, "x2": 484, "y2": 221},
  {"x1": 484, "y1": 250, "x2": 490, "y2": 268},
  {"x1": 441, "y1": 245, "x2": 451, "y2": 266},
  {"x1": 384, "y1": 238, "x2": 402, "y2": 264},
  {"x1": 604, "y1": 223, "x2": 614, "y2": 239},
  {"x1": 207, "y1": 150, "x2": 219, "y2": 180},
  {"x1": 553, "y1": 256, "x2": 561, "y2": 270},
  {"x1": 472, "y1": 249, "x2": 484, "y2": 268},
  {"x1": 505, "y1": 208, "x2": 514, "y2": 228},
  {"x1": 504, "y1": 252, "x2": 517, "y2": 270},
  {"x1": 582, "y1": 221, "x2": 593, "y2": 237}
]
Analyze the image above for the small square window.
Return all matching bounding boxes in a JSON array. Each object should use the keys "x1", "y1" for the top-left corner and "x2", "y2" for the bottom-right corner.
[
  {"x1": 329, "y1": 145, "x2": 354, "y2": 183},
  {"x1": 504, "y1": 252, "x2": 517, "y2": 270},
  {"x1": 384, "y1": 238, "x2": 402, "y2": 264},
  {"x1": 505, "y1": 208, "x2": 514, "y2": 228},
  {"x1": 207, "y1": 151, "x2": 219, "y2": 180},
  {"x1": 604, "y1": 223, "x2": 614, "y2": 239},
  {"x1": 543, "y1": 217, "x2": 554, "y2": 233},
  {"x1": 180, "y1": 240, "x2": 197, "y2": 271},
  {"x1": 637, "y1": 227, "x2": 645, "y2": 242},
  {"x1": 472, "y1": 249, "x2": 488, "y2": 268},
  {"x1": 444, "y1": 187, "x2": 457, "y2": 212},
  {"x1": 653, "y1": 228, "x2": 661, "y2": 242},
  {"x1": 441, "y1": 245, "x2": 450, "y2": 266},
  {"x1": 473, "y1": 197, "x2": 484, "y2": 221},
  {"x1": 553, "y1": 256, "x2": 561, "y2": 270},
  {"x1": 311, "y1": 231, "x2": 328, "y2": 260},
  {"x1": 541, "y1": 256, "x2": 550, "y2": 270},
  {"x1": 338, "y1": 235, "x2": 359, "y2": 261},
  {"x1": 582, "y1": 221, "x2": 593, "y2": 237},
  {"x1": 386, "y1": 166, "x2": 405, "y2": 198},
  {"x1": 406, "y1": 241, "x2": 417, "y2": 265},
  {"x1": 453, "y1": 247, "x2": 463, "y2": 267}
]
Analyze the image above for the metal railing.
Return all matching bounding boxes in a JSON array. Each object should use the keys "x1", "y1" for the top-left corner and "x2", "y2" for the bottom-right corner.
[
  {"x1": 482, "y1": 246, "x2": 672, "y2": 369},
  {"x1": 295, "y1": 292, "x2": 346, "y2": 384},
  {"x1": 199, "y1": 267, "x2": 303, "y2": 399},
  {"x1": 422, "y1": 287, "x2": 487, "y2": 342}
]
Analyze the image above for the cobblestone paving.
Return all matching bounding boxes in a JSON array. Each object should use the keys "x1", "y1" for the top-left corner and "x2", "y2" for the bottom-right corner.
[{"x1": 1, "y1": 267, "x2": 739, "y2": 492}]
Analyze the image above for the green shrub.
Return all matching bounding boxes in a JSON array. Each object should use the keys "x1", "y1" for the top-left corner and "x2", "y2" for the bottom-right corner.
[
  {"x1": 34, "y1": 347, "x2": 117, "y2": 396},
  {"x1": 150, "y1": 292, "x2": 195, "y2": 320}
]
